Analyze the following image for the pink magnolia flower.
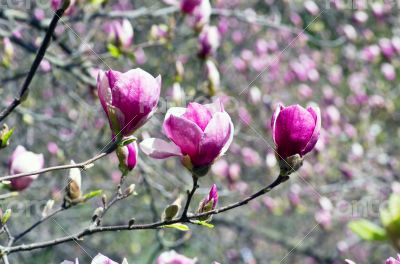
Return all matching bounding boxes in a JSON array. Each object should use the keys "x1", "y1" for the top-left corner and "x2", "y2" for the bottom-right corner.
[
  {"x1": 198, "y1": 26, "x2": 221, "y2": 58},
  {"x1": 386, "y1": 255, "x2": 400, "y2": 264},
  {"x1": 97, "y1": 68, "x2": 161, "y2": 138},
  {"x1": 61, "y1": 253, "x2": 127, "y2": 264},
  {"x1": 140, "y1": 101, "x2": 234, "y2": 175},
  {"x1": 116, "y1": 140, "x2": 139, "y2": 171},
  {"x1": 193, "y1": 0, "x2": 212, "y2": 28},
  {"x1": 107, "y1": 19, "x2": 134, "y2": 49},
  {"x1": 271, "y1": 104, "x2": 321, "y2": 159},
  {"x1": 198, "y1": 184, "x2": 218, "y2": 213},
  {"x1": 381, "y1": 63, "x2": 396, "y2": 81},
  {"x1": 180, "y1": 0, "x2": 202, "y2": 14},
  {"x1": 9, "y1": 146, "x2": 45, "y2": 191},
  {"x1": 156, "y1": 250, "x2": 197, "y2": 264}
]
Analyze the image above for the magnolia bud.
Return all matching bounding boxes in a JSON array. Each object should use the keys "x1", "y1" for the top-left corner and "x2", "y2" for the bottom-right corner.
[
  {"x1": 197, "y1": 184, "x2": 218, "y2": 221},
  {"x1": 42, "y1": 199, "x2": 54, "y2": 218},
  {"x1": 117, "y1": 139, "x2": 139, "y2": 174},
  {"x1": 175, "y1": 61, "x2": 184, "y2": 82},
  {"x1": 205, "y1": 60, "x2": 220, "y2": 96},
  {"x1": 92, "y1": 207, "x2": 104, "y2": 223},
  {"x1": 128, "y1": 218, "x2": 135, "y2": 227},
  {"x1": 66, "y1": 161, "x2": 82, "y2": 201},
  {"x1": 101, "y1": 194, "x2": 108, "y2": 207},
  {"x1": 124, "y1": 184, "x2": 136, "y2": 196}
]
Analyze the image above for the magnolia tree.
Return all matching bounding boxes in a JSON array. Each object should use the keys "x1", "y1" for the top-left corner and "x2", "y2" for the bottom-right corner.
[{"x1": 0, "y1": 0, "x2": 399, "y2": 263}]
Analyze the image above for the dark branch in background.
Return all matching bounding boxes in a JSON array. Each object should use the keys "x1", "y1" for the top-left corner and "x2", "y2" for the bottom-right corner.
[
  {"x1": 10, "y1": 207, "x2": 65, "y2": 245},
  {"x1": 3, "y1": 175, "x2": 288, "y2": 254},
  {"x1": 0, "y1": 2, "x2": 70, "y2": 123},
  {"x1": 214, "y1": 219, "x2": 335, "y2": 263}
]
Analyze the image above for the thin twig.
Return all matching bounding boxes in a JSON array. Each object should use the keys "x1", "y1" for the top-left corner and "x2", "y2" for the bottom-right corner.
[
  {"x1": 4, "y1": 175, "x2": 288, "y2": 254},
  {"x1": 0, "y1": 141, "x2": 118, "y2": 182},
  {"x1": 181, "y1": 175, "x2": 199, "y2": 220},
  {"x1": 0, "y1": 1, "x2": 70, "y2": 123},
  {"x1": 11, "y1": 207, "x2": 65, "y2": 244}
]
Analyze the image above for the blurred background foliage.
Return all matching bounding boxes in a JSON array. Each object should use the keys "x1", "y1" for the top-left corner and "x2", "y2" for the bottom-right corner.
[{"x1": 1, "y1": 0, "x2": 400, "y2": 263}]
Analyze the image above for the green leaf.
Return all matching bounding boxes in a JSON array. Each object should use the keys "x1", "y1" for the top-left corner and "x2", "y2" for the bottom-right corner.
[
  {"x1": 381, "y1": 208, "x2": 392, "y2": 227},
  {"x1": 162, "y1": 223, "x2": 190, "y2": 231},
  {"x1": 2, "y1": 209, "x2": 12, "y2": 225},
  {"x1": 389, "y1": 194, "x2": 400, "y2": 219},
  {"x1": 83, "y1": 190, "x2": 102, "y2": 200},
  {"x1": 194, "y1": 220, "x2": 214, "y2": 229},
  {"x1": 348, "y1": 219, "x2": 387, "y2": 241},
  {"x1": 107, "y1": 43, "x2": 121, "y2": 58},
  {"x1": 0, "y1": 127, "x2": 14, "y2": 148}
]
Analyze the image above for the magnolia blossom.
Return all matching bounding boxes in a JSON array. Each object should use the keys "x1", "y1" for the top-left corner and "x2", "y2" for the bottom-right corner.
[
  {"x1": 271, "y1": 104, "x2": 321, "y2": 159},
  {"x1": 116, "y1": 140, "x2": 139, "y2": 171},
  {"x1": 61, "y1": 253, "x2": 128, "y2": 264},
  {"x1": 107, "y1": 19, "x2": 134, "y2": 49},
  {"x1": 140, "y1": 101, "x2": 233, "y2": 175},
  {"x1": 180, "y1": 0, "x2": 202, "y2": 14},
  {"x1": 9, "y1": 146, "x2": 44, "y2": 191},
  {"x1": 387, "y1": 255, "x2": 400, "y2": 264},
  {"x1": 156, "y1": 250, "x2": 197, "y2": 264},
  {"x1": 193, "y1": 0, "x2": 211, "y2": 28},
  {"x1": 198, "y1": 184, "x2": 218, "y2": 213},
  {"x1": 198, "y1": 26, "x2": 221, "y2": 58},
  {"x1": 97, "y1": 68, "x2": 161, "y2": 137}
]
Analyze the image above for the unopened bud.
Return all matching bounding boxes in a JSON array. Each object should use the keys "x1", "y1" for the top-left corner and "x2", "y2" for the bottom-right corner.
[
  {"x1": 92, "y1": 207, "x2": 104, "y2": 222},
  {"x1": 197, "y1": 184, "x2": 218, "y2": 221},
  {"x1": 42, "y1": 199, "x2": 54, "y2": 218},
  {"x1": 124, "y1": 184, "x2": 136, "y2": 196},
  {"x1": 175, "y1": 61, "x2": 184, "y2": 82},
  {"x1": 128, "y1": 218, "x2": 135, "y2": 227},
  {"x1": 66, "y1": 161, "x2": 82, "y2": 200},
  {"x1": 102, "y1": 194, "x2": 108, "y2": 207}
]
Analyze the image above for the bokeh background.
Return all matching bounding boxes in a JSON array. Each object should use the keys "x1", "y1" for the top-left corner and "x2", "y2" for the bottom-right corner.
[{"x1": 1, "y1": 0, "x2": 400, "y2": 263}]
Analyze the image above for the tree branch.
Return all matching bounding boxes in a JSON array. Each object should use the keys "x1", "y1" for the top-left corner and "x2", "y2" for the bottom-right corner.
[
  {"x1": 4, "y1": 174, "x2": 288, "y2": 254},
  {"x1": 0, "y1": 1, "x2": 70, "y2": 123},
  {"x1": 0, "y1": 141, "x2": 118, "y2": 182}
]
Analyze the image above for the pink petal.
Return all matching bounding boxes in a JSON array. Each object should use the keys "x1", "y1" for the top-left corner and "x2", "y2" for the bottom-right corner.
[
  {"x1": 140, "y1": 138, "x2": 182, "y2": 159},
  {"x1": 195, "y1": 112, "x2": 233, "y2": 166},
  {"x1": 182, "y1": 102, "x2": 213, "y2": 131},
  {"x1": 271, "y1": 103, "x2": 284, "y2": 145},
  {"x1": 163, "y1": 114, "x2": 203, "y2": 157},
  {"x1": 301, "y1": 106, "x2": 321, "y2": 155}
]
